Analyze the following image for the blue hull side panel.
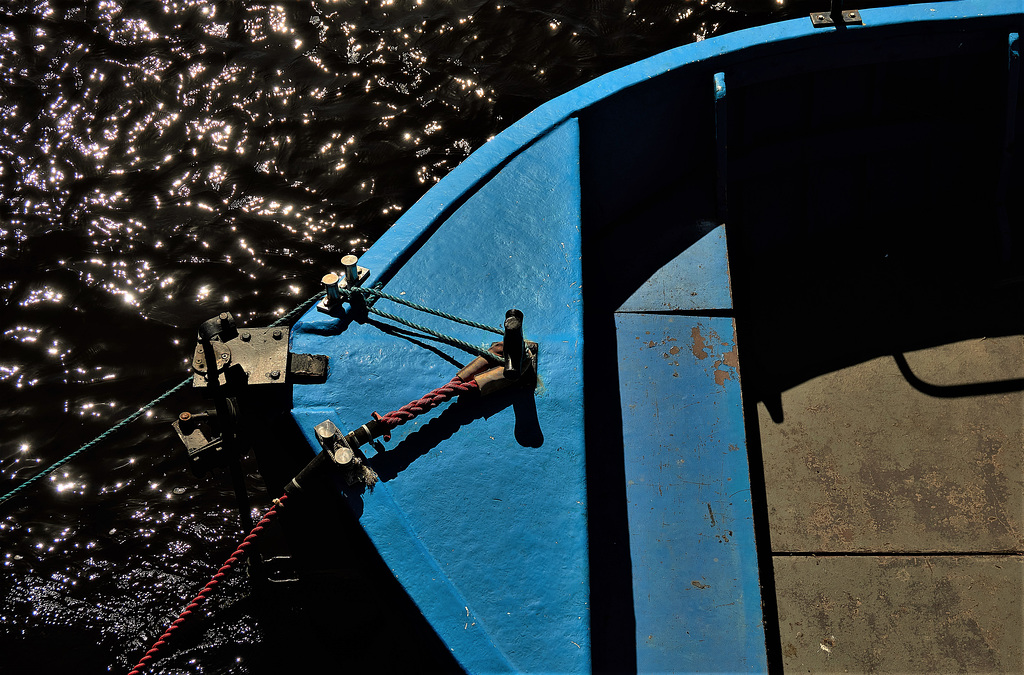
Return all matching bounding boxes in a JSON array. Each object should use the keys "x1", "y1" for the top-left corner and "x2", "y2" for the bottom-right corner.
[
  {"x1": 616, "y1": 313, "x2": 766, "y2": 673},
  {"x1": 291, "y1": 120, "x2": 589, "y2": 673},
  {"x1": 617, "y1": 225, "x2": 733, "y2": 314}
]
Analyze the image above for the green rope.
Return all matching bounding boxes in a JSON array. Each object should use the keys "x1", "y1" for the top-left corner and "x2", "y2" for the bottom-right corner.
[
  {"x1": 272, "y1": 290, "x2": 325, "y2": 327},
  {"x1": 0, "y1": 290, "x2": 327, "y2": 508},
  {"x1": 366, "y1": 305, "x2": 503, "y2": 365},
  {"x1": 355, "y1": 287, "x2": 503, "y2": 335},
  {"x1": 0, "y1": 377, "x2": 192, "y2": 506}
]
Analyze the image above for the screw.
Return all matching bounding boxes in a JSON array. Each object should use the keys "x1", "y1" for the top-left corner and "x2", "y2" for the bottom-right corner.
[
  {"x1": 272, "y1": 329, "x2": 283, "y2": 340},
  {"x1": 178, "y1": 412, "x2": 191, "y2": 422},
  {"x1": 241, "y1": 331, "x2": 251, "y2": 341},
  {"x1": 269, "y1": 370, "x2": 281, "y2": 380}
]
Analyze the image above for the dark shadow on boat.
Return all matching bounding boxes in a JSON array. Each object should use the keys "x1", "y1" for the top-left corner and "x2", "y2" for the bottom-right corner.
[
  {"x1": 232, "y1": 413, "x2": 467, "y2": 674},
  {"x1": 363, "y1": 385, "x2": 540, "y2": 486},
  {"x1": 361, "y1": 317, "x2": 470, "y2": 369}
]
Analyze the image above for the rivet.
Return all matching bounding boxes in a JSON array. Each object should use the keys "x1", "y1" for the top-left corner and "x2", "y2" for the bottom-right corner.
[
  {"x1": 272, "y1": 329, "x2": 283, "y2": 340},
  {"x1": 178, "y1": 412, "x2": 191, "y2": 422},
  {"x1": 241, "y1": 331, "x2": 251, "y2": 341},
  {"x1": 219, "y1": 312, "x2": 229, "y2": 321},
  {"x1": 817, "y1": 13, "x2": 825, "y2": 20},
  {"x1": 269, "y1": 370, "x2": 281, "y2": 380}
]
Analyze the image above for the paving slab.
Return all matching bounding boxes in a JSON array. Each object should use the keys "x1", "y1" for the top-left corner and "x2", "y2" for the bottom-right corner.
[
  {"x1": 760, "y1": 336, "x2": 1024, "y2": 553},
  {"x1": 775, "y1": 555, "x2": 1024, "y2": 673}
]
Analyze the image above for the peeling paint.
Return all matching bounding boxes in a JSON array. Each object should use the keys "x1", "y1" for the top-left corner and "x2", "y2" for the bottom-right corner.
[{"x1": 691, "y1": 326, "x2": 710, "y2": 360}]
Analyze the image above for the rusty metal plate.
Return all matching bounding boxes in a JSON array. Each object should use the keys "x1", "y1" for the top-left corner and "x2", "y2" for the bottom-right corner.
[{"x1": 191, "y1": 327, "x2": 290, "y2": 387}]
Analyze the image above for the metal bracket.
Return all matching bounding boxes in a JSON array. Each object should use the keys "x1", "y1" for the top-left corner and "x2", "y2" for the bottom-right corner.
[
  {"x1": 190, "y1": 322, "x2": 328, "y2": 389},
  {"x1": 172, "y1": 410, "x2": 231, "y2": 475},
  {"x1": 318, "y1": 254, "x2": 371, "y2": 315},
  {"x1": 313, "y1": 419, "x2": 377, "y2": 486},
  {"x1": 811, "y1": 9, "x2": 862, "y2": 26}
]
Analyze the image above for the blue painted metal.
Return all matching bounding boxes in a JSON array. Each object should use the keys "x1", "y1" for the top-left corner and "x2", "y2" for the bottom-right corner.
[
  {"x1": 292, "y1": 120, "x2": 588, "y2": 674},
  {"x1": 617, "y1": 225, "x2": 733, "y2": 313},
  {"x1": 616, "y1": 313, "x2": 765, "y2": 673},
  {"x1": 287, "y1": 1, "x2": 1024, "y2": 671}
]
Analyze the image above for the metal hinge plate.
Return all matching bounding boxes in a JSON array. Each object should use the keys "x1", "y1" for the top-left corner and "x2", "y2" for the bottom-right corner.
[{"x1": 810, "y1": 9, "x2": 862, "y2": 27}]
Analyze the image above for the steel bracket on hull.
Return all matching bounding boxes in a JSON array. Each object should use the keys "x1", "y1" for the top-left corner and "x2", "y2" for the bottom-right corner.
[{"x1": 810, "y1": 7, "x2": 863, "y2": 26}]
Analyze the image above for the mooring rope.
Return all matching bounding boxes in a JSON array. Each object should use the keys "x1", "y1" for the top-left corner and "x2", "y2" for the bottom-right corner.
[
  {"x1": 356, "y1": 286, "x2": 503, "y2": 335},
  {"x1": 0, "y1": 377, "x2": 193, "y2": 506},
  {"x1": 365, "y1": 305, "x2": 503, "y2": 365},
  {"x1": 0, "y1": 291, "x2": 327, "y2": 508},
  {"x1": 126, "y1": 494, "x2": 289, "y2": 675},
  {"x1": 378, "y1": 376, "x2": 480, "y2": 437}
]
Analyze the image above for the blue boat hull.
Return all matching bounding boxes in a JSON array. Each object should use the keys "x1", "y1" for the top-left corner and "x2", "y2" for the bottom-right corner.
[{"x1": 289, "y1": 1, "x2": 1024, "y2": 671}]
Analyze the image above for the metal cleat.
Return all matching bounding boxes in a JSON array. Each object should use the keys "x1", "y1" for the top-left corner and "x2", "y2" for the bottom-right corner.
[{"x1": 318, "y1": 254, "x2": 371, "y2": 315}]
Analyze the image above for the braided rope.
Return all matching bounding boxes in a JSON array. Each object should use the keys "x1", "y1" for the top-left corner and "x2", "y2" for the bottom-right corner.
[
  {"x1": 271, "y1": 290, "x2": 325, "y2": 327},
  {"x1": 379, "y1": 376, "x2": 480, "y2": 432},
  {"x1": 127, "y1": 495, "x2": 288, "y2": 675},
  {"x1": 0, "y1": 377, "x2": 193, "y2": 506},
  {"x1": 366, "y1": 306, "x2": 502, "y2": 365},
  {"x1": 356, "y1": 286, "x2": 503, "y2": 335}
]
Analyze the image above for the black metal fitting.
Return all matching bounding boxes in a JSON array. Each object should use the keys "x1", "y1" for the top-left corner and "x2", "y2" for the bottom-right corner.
[
  {"x1": 344, "y1": 413, "x2": 392, "y2": 449},
  {"x1": 503, "y1": 309, "x2": 525, "y2": 381}
]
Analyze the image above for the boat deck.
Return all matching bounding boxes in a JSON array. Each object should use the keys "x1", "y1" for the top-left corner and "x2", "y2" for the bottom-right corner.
[{"x1": 762, "y1": 336, "x2": 1024, "y2": 672}]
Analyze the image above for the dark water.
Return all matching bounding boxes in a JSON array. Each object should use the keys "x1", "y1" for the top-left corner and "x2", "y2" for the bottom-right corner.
[{"x1": 0, "y1": 0, "x2": 808, "y2": 672}]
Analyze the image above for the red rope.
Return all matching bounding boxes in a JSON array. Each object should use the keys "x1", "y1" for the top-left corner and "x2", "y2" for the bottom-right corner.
[
  {"x1": 128, "y1": 374, "x2": 475, "y2": 673},
  {"x1": 127, "y1": 494, "x2": 288, "y2": 675},
  {"x1": 378, "y1": 376, "x2": 478, "y2": 436}
]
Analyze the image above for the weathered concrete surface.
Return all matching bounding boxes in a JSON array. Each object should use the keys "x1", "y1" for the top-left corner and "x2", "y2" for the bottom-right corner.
[
  {"x1": 760, "y1": 336, "x2": 1024, "y2": 553},
  {"x1": 775, "y1": 555, "x2": 1024, "y2": 673}
]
